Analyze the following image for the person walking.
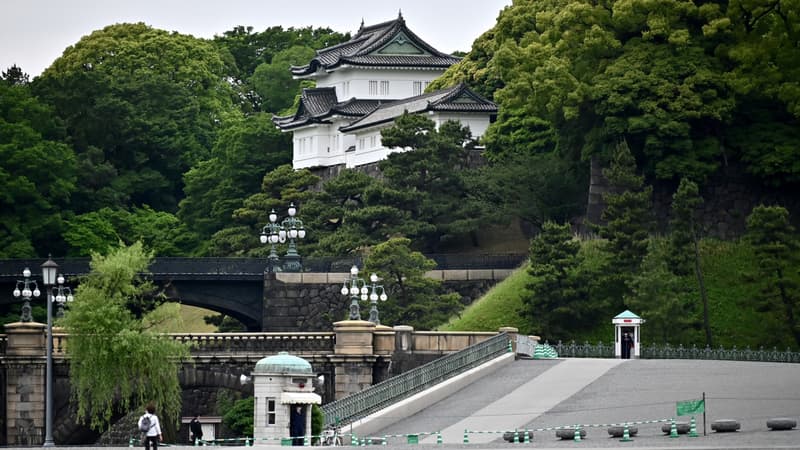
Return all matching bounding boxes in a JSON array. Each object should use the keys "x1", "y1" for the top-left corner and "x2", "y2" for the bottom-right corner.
[
  {"x1": 190, "y1": 415, "x2": 203, "y2": 444},
  {"x1": 138, "y1": 402, "x2": 163, "y2": 450}
]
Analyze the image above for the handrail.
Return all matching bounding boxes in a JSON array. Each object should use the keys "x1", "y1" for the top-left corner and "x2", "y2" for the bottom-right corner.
[{"x1": 321, "y1": 332, "x2": 509, "y2": 427}]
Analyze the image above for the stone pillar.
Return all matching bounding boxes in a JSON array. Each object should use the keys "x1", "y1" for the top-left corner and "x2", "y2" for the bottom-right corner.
[
  {"x1": 331, "y1": 321, "x2": 377, "y2": 401},
  {"x1": 3, "y1": 322, "x2": 46, "y2": 446},
  {"x1": 499, "y1": 326, "x2": 519, "y2": 353}
]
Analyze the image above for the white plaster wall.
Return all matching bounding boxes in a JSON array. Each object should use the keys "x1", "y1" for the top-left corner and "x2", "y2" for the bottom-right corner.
[
  {"x1": 318, "y1": 68, "x2": 445, "y2": 100},
  {"x1": 432, "y1": 112, "x2": 492, "y2": 140},
  {"x1": 253, "y1": 375, "x2": 288, "y2": 443}
]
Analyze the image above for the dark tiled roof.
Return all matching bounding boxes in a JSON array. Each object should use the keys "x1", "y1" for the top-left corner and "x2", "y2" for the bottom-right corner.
[
  {"x1": 339, "y1": 83, "x2": 497, "y2": 132},
  {"x1": 272, "y1": 89, "x2": 382, "y2": 130},
  {"x1": 291, "y1": 14, "x2": 461, "y2": 76}
]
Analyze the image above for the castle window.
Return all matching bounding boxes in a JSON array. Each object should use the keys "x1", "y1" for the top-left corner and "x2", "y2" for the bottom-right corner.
[
  {"x1": 380, "y1": 81, "x2": 390, "y2": 96},
  {"x1": 368, "y1": 80, "x2": 378, "y2": 95}
]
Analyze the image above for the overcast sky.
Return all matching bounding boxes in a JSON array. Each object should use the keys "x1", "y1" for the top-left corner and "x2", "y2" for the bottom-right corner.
[{"x1": 1, "y1": 0, "x2": 511, "y2": 78}]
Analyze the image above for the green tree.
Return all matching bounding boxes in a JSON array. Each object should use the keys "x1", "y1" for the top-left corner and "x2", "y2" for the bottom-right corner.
[
  {"x1": 626, "y1": 238, "x2": 699, "y2": 344},
  {"x1": 207, "y1": 165, "x2": 318, "y2": 256},
  {"x1": 251, "y1": 46, "x2": 316, "y2": 113},
  {"x1": 745, "y1": 205, "x2": 800, "y2": 346},
  {"x1": 668, "y1": 178, "x2": 712, "y2": 345},
  {"x1": 33, "y1": 22, "x2": 237, "y2": 213},
  {"x1": 1, "y1": 64, "x2": 30, "y2": 85},
  {"x1": 61, "y1": 242, "x2": 189, "y2": 431},
  {"x1": 364, "y1": 237, "x2": 461, "y2": 330},
  {"x1": 522, "y1": 221, "x2": 591, "y2": 340},
  {"x1": 222, "y1": 397, "x2": 254, "y2": 437},
  {"x1": 435, "y1": 0, "x2": 800, "y2": 186},
  {"x1": 179, "y1": 112, "x2": 291, "y2": 241},
  {"x1": 597, "y1": 140, "x2": 654, "y2": 310},
  {"x1": 0, "y1": 81, "x2": 76, "y2": 257},
  {"x1": 380, "y1": 114, "x2": 491, "y2": 251},
  {"x1": 64, "y1": 207, "x2": 198, "y2": 256}
]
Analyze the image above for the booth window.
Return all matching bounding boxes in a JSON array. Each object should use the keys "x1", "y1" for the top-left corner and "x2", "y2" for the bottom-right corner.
[{"x1": 267, "y1": 398, "x2": 276, "y2": 425}]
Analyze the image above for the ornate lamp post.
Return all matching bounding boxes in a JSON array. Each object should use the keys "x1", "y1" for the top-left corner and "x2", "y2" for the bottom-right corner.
[
  {"x1": 41, "y1": 256, "x2": 58, "y2": 447},
  {"x1": 259, "y1": 203, "x2": 307, "y2": 272},
  {"x1": 260, "y1": 209, "x2": 283, "y2": 273},
  {"x1": 339, "y1": 266, "x2": 389, "y2": 324},
  {"x1": 12, "y1": 267, "x2": 41, "y2": 322},
  {"x1": 52, "y1": 275, "x2": 74, "y2": 318},
  {"x1": 280, "y1": 203, "x2": 306, "y2": 272},
  {"x1": 340, "y1": 265, "x2": 369, "y2": 320},
  {"x1": 366, "y1": 273, "x2": 388, "y2": 325}
]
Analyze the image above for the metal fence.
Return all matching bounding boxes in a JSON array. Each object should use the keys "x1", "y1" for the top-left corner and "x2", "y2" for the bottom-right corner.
[
  {"x1": 321, "y1": 332, "x2": 510, "y2": 427},
  {"x1": 0, "y1": 254, "x2": 528, "y2": 279},
  {"x1": 550, "y1": 340, "x2": 800, "y2": 363}
]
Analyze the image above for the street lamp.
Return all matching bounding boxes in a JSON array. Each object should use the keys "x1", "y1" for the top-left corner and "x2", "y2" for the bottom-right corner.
[
  {"x1": 52, "y1": 275, "x2": 74, "y2": 318},
  {"x1": 41, "y1": 256, "x2": 58, "y2": 447},
  {"x1": 340, "y1": 265, "x2": 369, "y2": 320},
  {"x1": 260, "y1": 209, "x2": 283, "y2": 273},
  {"x1": 366, "y1": 273, "x2": 389, "y2": 325},
  {"x1": 12, "y1": 267, "x2": 41, "y2": 322},
  {"x1": 259, "y1": 203, "x2": 307, "y2": 272}
]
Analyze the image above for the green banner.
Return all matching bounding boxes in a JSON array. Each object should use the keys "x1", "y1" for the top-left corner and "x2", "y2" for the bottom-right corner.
[{"x1": 676, "y1": 399, "x2": 705, "y2": 416}]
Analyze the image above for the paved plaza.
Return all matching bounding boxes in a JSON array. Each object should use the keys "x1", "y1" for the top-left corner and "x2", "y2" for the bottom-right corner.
[
  {"x1": 9, "y1": 358, "x2": 798, "y2": 449},
  {"x1": 370, "y1": 358, "x2": 800, "y2": 449}
]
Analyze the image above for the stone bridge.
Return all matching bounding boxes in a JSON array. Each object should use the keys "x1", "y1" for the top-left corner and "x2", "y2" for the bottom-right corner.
[
  {"x1": 0, "y1": 256, "x2": 524, "y2": 331},
  {"x1": 0, "y1": 320, "x2": 515, "y2": 446}
]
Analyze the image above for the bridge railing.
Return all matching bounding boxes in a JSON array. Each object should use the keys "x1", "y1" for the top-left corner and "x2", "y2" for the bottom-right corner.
[
  {"x1": 0, "y1": 254, "x2": 528, "y2": 278},
  {"x1": 169, "y1": 332, "x2": 336, "y2": 355},
  {"x1": 321, "y1": 331, "x2": 509, "y2": 428}
]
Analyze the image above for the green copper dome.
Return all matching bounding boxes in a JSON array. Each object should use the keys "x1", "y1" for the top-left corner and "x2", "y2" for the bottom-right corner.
[{"x1": 254, "y1": 352, "x2": 313, "y2": 374}]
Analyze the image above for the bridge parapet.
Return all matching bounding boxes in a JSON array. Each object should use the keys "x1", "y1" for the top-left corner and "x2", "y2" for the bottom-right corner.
[{"x1": 169, "y1": 332, "x2": 335, "y2": 356}]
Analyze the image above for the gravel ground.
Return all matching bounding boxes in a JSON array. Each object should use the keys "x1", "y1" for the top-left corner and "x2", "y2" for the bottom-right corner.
[{"x1": 368, "y1": 358, "x2": 800, "y2": 449}]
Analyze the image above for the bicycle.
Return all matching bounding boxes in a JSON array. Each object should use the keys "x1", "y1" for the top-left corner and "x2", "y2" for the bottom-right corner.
[{"x1": 321, "y1": 424, "x2": 342, "y2": 446}]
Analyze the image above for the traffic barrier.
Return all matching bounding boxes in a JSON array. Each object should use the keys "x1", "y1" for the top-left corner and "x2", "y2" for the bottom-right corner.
[
  {"x1": 573, "y1": 424, "x2": 582, "y2": 442},
  {"x1": 688, "y1": 417, "x2": 699, "y2": 437},
  {"x1": 620, "y1": 423, "x2": 632, "y2": 442},
  {"x1": 669, "y1": 418, "x2": 679, "y2": 438},
  {"x1": 463, "y1": 429, "x2": 469, "y2": 444},
  {"x1": 436, "y1": 431, "x2": 443, "y2": 444}
]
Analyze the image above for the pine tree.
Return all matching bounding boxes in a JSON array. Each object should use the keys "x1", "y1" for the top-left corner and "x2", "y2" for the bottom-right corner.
[
  {"x1": 668, "y1": 178, "x2": 712, "y2": 346},
  {"x1": 745, "y1": 205, "x2": 800, "y2": 346},
  {"x1": 597, "y1": 140, "x2": 654, "y2": 310},
  {"x1": 523, "y1": 221, "x2": 591, "y2": 340}
]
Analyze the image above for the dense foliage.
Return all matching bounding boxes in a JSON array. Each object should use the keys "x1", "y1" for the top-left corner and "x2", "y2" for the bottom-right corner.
[
  {"x1": 61, "y1": 242, "x2": 189, "y2": 431},
  {"x1": 2, "y1": 0, "x2": 799, "y2": 350}
]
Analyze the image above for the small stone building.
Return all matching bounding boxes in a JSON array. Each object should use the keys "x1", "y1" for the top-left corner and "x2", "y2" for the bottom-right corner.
[{"x1": 252, "y1": 352, "x2": 321, "y2": 445}]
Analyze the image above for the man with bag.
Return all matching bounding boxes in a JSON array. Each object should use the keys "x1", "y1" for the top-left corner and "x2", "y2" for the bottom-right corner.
[{"x1": 138, "y1": 402, "x2": 163, "y2": 450}]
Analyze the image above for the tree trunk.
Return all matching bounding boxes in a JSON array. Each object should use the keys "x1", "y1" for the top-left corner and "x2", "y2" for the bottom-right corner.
[{"x1": 694, "y1": 237, "x2": 712, "y2": 347}]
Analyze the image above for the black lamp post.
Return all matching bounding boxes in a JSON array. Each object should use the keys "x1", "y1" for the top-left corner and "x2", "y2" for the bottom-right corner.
[
  {"x1": 366, "y1": 273, "x2": 388, "y2": 325},
  {"x1": 12, "y1": 267, "x2": 40, "y2": 322},
  {"x1": 339, "y1": 266, "x2": 389, "y2": 324},
  {"x1": 52, "y1": 275, "x2": 74, "y2": 318},
  {"x1": 341, "y1": 265, "x2": 368, "y2": 320},
  {"x1": 41, "y1": 256, "x2": 58, "y2": 447},
  {"x1": 259, "y1": 203, "x2": 307, "y2": 272}
]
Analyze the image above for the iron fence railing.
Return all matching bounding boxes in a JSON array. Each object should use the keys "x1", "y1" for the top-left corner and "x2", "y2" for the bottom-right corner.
[
  {"x1": 0, "y1": 254, "x2": 528, "y2": 279},
  {"x1": 321, "y1": 332, "x2": 510, "y2": 427},
  {"x1": 550, "y1": 340, "x2": 800, "y2": 363}
]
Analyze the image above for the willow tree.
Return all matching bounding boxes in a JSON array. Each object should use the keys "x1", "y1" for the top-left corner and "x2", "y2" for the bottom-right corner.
[{"x1": 61, "y1": 242, "x2": 189, "y2": 431}]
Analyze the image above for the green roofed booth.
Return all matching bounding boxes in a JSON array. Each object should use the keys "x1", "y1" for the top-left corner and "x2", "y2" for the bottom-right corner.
[
  {"x1": 613, "y1": 310, "x2": 644, "y2": 359},
  {"x1": 252, "y1": 352, "x2": 321, "y2": 445}
]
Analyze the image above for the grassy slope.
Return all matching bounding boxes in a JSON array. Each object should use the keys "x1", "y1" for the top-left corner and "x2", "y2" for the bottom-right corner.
[{"x1": 442, "y1": 238, "x2": 799, "y2": 349}]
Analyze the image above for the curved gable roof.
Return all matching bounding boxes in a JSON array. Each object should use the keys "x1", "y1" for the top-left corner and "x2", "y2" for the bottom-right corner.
[
  {"x1": 291, "y1": 13, "x2": 461, "y2": 76},
  {"x1": 272, "y1": 88, "x2": 382, "y2": 130},
  {"x1": 339, "y1": 83, "x2": 497, "y2": 133}
]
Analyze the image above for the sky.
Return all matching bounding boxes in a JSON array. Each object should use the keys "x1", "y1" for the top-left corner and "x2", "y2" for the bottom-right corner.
[{"x1": 1, "y1": 0, "x2": 511, "y2": 78}]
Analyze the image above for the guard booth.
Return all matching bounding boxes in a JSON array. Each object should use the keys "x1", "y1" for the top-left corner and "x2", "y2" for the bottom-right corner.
[
  {"x1": 252, "y1": 352, "x2": 321, "y2": 445},
  {"x1": 613, "y1": 310, "x2": 644, "y2": 359}
]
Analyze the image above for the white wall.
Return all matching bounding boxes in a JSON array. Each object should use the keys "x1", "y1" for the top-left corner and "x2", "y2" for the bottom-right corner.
[
  {"x1": 318, "y1": 68, "x2": 444, "y2": 100},
  {"x1": 431, "y1": 112, "x2": 492, "y2": 140}
]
